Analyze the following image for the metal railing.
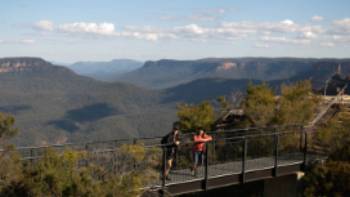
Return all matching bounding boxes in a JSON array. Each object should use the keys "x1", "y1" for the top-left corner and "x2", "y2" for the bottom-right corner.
[{"x1": 159, "y1": 126, "x2": 308, "y2": 190}]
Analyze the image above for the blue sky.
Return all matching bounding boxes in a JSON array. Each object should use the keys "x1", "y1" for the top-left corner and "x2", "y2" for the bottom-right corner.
[{"x1": 1, "y1": 0, "x2": 350, "y2": 63}]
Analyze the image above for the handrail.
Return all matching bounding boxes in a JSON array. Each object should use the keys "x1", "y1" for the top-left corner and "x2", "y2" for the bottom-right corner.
[
  {"x1": 307, "y1": 84, "x2": 347, "y2": 128},
  {"x1": 9, "y1": 124, "x2": 303, "y2": 151}
]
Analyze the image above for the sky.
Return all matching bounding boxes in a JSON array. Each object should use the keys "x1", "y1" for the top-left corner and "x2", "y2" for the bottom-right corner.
[{"x1": 1, "y1": 0, "x2": 350, "y2": 63}]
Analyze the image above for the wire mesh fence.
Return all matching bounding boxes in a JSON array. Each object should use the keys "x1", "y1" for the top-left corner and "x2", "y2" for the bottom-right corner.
[
  {"x1": 278, "y1": 131, "x2": 304, "y2": 166},
  {"x1": 245, "y1": 134, "x2": 275, "y2": 171},
  {"x1": 164, "y1": 140, "x2": 205, "y2": 185},
  {"x1": 208, "y1": 139, "x2": 243, "y2": 177}
]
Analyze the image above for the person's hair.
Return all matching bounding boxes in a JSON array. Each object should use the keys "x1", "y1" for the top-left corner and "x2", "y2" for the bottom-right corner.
[{"x1": 196, "y1": 129, "x2": 203, "y2": 135}]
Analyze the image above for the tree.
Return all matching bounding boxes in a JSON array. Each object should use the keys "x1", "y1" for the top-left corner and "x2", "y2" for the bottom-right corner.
[
  {"x1": 177, "y1": 101, "x2": 215, "y2": 132},
  {"x1": 217, "y1": 96, "x2": 230, "y2": 115},
  {"x1": 0, "y1": 113, "x2": 22, "y2": 195},
  {"x1": 276, "y1": 81, "x2": 318, "y2": 125},
  {"x1": 303, "y1": 161, "x2": 350, "y2": 197},
  {"x1": 0, "y1": 144, "x2": 160, "y2": 197},
  {"x1": 0, "y1": 113, "x2": 18, "y2": 144},
  {"x1": 302, "y1": 105, "x2": 350, "y2": 197},
  {"x1": 243, "y1": 83, "x2": 276, "y2": 127}
]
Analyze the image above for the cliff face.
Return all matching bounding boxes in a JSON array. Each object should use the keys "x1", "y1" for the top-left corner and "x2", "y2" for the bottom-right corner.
[
  {"x1": 118, "y1": 58, "x2": 321, "y2": 89},
  {"x1": 0, "y1": 57, "x2": 52, "y2": 73}
]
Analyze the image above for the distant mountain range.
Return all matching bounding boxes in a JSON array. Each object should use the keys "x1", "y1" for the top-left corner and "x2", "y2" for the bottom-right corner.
[
  {"x1": 67, "y1": 59, "x2": 143, "y2": 81},
  {"x1": 1, "y1": 57, "x2": 350, "y2": 146},
  {"x1": 117, "y1": 58, "x2": 350, "y2": 89}
]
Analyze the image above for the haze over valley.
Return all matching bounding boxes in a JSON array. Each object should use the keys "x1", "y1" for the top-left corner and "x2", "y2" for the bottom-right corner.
[{"x1": 1, "y1": 57, "x2": 350, "y2": 145}]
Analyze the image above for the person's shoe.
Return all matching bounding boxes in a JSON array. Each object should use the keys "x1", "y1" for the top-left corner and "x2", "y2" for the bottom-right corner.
[{"x1": 165, "y1": 176, "x2": 171, "y2": 181}]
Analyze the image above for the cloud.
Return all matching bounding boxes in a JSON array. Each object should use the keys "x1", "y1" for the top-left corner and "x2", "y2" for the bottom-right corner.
[
  {"x1": 255, "y1": 43, "x2": 270, "y2": 48},
  {"x1": 280, "y1": 19, "x2": 294, "y2": 26},
  {"x1": 58, "y1": 22, "x2": 116, "y2": 36},
  {"x1": 261, "y1": 36, "x2": 311, "y2": 45},
  {"x1": 30, "y1": 18, "x2": 347, "y2": 46},
  {"x1": 320, "y1": 42, "x2": 335, "y2": 47},
  {"x1": 331, "y1": 35, "x2": 350, "y2": 43},
  {"x1": 120, "y1": 31, "x2": 160, "y2": 41},
  {"x1": 121, "y1": 26, "x2": 176, "y2": 41},
  {"x1": 311, "y1": 15, "x2": 324, "y2": 22},
  {"x1": 20, "y1": 39, "x2": 35, "y2": 44},
  {"x1": 219, "y1": 19, "x2": 319, "y2": 35},
  {"x1": 0, "y1": 39, "x2": 35, "y2": 45},
  {"x1": 33, "y1": 20, "x2": 174, "y2": 41},
  {"x1": 35, "y1": 20, "x2": 54, "y2": 31},
  {"x1": 301, "y1": 31, "x2": 316, "y2": 39},
  {"x1": 333, "y1": 18, "x2": 350, "y2": 32},
  {"x1": 175, "y1": 24, "x2": 207, "y2": 35}
]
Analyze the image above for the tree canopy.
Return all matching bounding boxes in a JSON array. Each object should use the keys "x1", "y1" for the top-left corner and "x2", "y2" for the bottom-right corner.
[
  {"x1": 176, "y1": 101, "x2": 215, "y2": 132},
  {"x1": 0, "y1": 113, "x2": 18, "y2": 144},
  {"x1": 243, "y1": 83, "x2": 276, "y2": 127},
  {"x1": 302, "y1": 105, "x2": 350, "y2": 197}
]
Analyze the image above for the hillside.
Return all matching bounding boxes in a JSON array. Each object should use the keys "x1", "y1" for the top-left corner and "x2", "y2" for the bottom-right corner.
[
  {"x1": 2, "y1": 57, "x2": 350, "y2": 146},
  {"x1": 0, "y1": 57, "x2": 175, "y2": 146},
  {"x1": 67, "y1": 59, "x2": 143, "y2": 81},
  {"x1": 117, "y1": 58, "x2": 350, "y2": 89},
  {"x1": 162, "y1": 78, "x2": 262, "y2": 103},
  {"x1": 117, "y1": 58, "x2": 315, "y2": 89}
]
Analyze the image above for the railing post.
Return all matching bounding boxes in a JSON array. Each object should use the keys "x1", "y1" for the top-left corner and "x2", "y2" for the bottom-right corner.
[
  {"x1": 299, "y1": 126, "x2": 303, "y2": 152},
  {"x1": 30, "y1": 148, "x2": 34, "y2": 165},
  {"x1": 133, "y1": 139, "x2": 137, "y2": 169},
  {"x1": 273, "y1": 132, "x2": 279, "y2": 177},
  {"x1": 303, "y1": 130, "x2": 308, "y2": 170},
  {"x1": 204, "y1": 143, "x2": 209, "y2": 190},
  {"x1": 241, "y1": 138, "x2": 247, "y2": 183},
  {"x1": 84, "y1": 143, "x2": 89, "y2": 167},
  {"x1": 212, "y1": 138, "x2": 216, "y2": 164},
  {"x1": 161, "y1": 147, "x2": 166, "y2": 188},
  {"x1": 159, "y1": 146, "x2": 167, "y2": 197}
]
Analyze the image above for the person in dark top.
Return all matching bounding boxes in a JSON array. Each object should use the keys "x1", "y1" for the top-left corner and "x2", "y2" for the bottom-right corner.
[{"x1": 161, "y1": 126, "x2": 180, "y2": 180}]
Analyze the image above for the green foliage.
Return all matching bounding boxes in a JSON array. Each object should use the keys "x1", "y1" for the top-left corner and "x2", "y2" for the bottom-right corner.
[
  {"x1": 276, "y1": 81, "x2": 318, "y2": 125},
  {"x1": 303, "y1": 161, "x2": 350, "y2": 197},
  {"x1": 0, "y1": 113, "x2": 18, "y2": 143},
  {"x1": 314, "y1": 105, "x2": 350, "y2": 160},
  {"x1": 244, "y1": 83, "x2": 276, "y2": 127},
  {"x1": 302, "y1": 106, "x2": 350, "y2": 196},
  {"x1": 0, "y1": 146, "x2": 23, "y2": 193},
  {"x1": 243, "y1": 81, "x2": 317, "y2": 127},
  {"x1": 217, "y1": 96, "x2": 230, "y2": 114},
  {"x1": 0, "y1": 144, "x2": 159, "y2": 197},
  {"x1": 24, "y1": 149, "x2": 88, "y2": 196},
  {"x1": 177, "y1": 101, "x2": 215, "y2": 132}
]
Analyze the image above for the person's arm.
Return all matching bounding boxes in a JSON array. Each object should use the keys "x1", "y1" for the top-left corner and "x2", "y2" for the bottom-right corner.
[
  {"x1": 194, "y1": 135, "x2": 211, "y2": 143},
  {"x1": 194, "y1": 135, "x2": 205, "y2": 143},
  {"x1": 203, "y1": 134, "x2": 213, "y2": 141},
  {"x1": 174, "y1": 133, "x2": 180, "y2": 146}
]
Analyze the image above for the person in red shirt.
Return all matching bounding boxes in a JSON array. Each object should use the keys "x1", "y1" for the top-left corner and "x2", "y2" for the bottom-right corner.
[{"x1": 192, "y1": 128, "x2": 212, "y2": 176}]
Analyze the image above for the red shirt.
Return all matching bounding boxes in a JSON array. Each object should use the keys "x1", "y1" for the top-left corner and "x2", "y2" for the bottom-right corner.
[{"x1": 193, "y1": 133, "x2": 212, "y2": 152}]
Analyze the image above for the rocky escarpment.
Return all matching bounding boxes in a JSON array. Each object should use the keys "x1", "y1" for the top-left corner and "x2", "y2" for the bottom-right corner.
[{"x1": 0, "y1": 57, "x2": 52, "y2": 73}]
